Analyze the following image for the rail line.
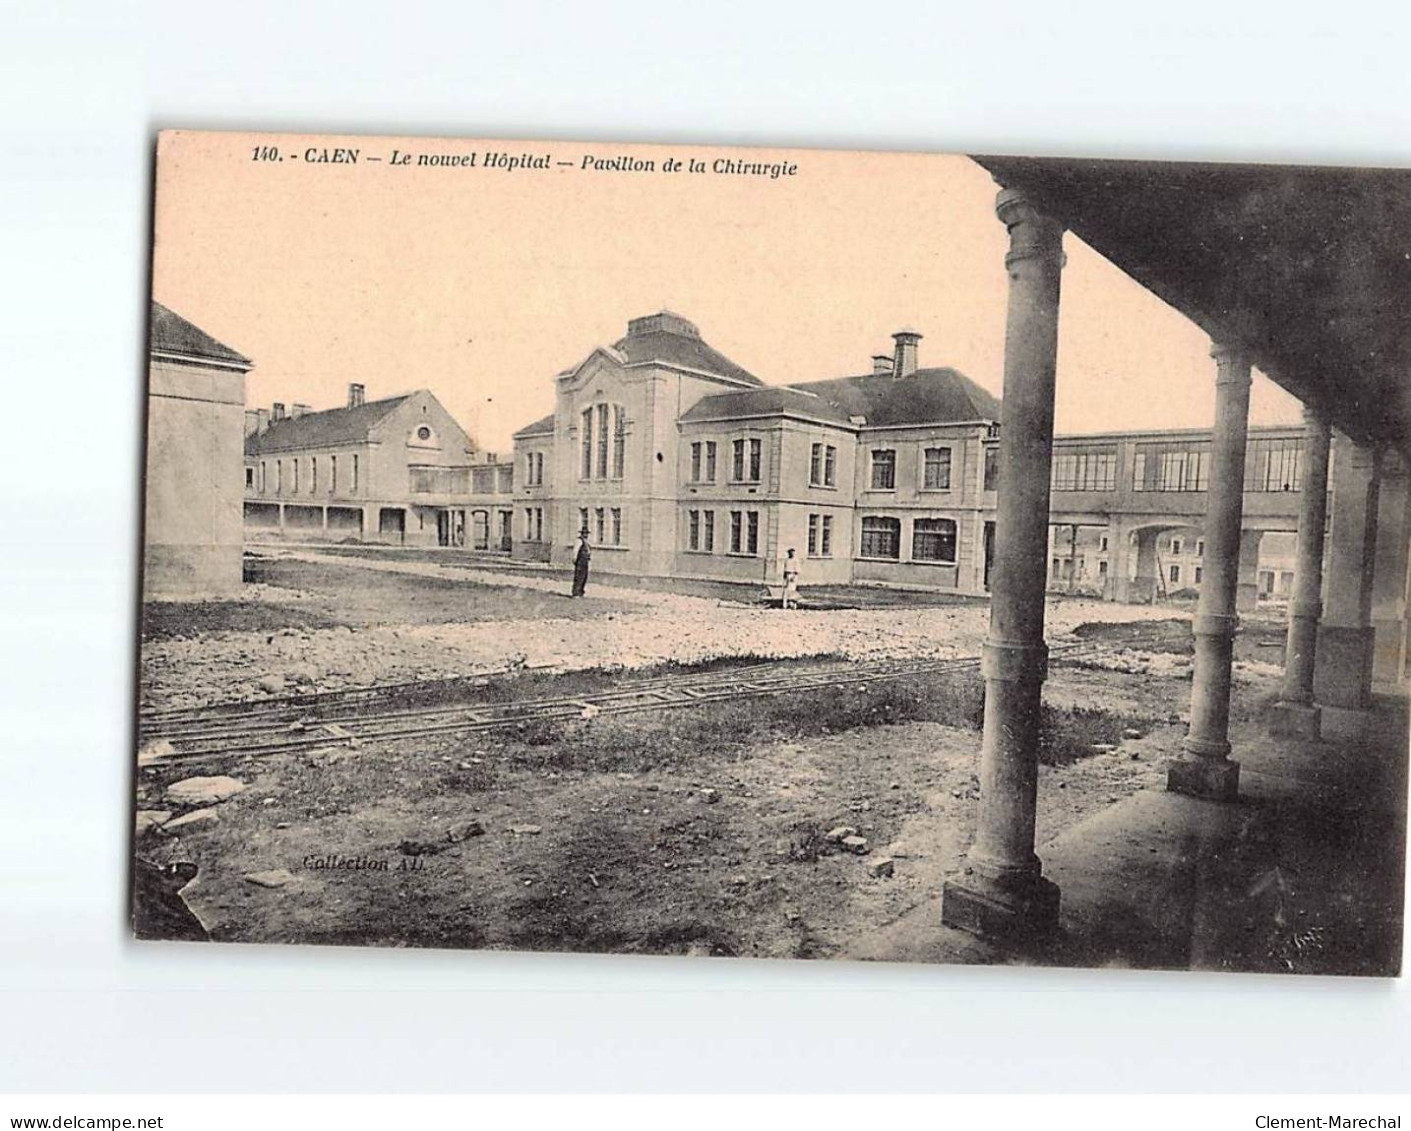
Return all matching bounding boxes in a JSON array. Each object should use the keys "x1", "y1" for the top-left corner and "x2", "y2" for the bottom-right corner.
[{"x1": 137, "y1": 643, "x2": 1102, "y2": 767}]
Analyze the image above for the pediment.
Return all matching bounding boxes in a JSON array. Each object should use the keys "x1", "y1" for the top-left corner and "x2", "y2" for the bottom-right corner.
[{"x1": 556, "y1": 347, "x2": 630, "y2": 393}]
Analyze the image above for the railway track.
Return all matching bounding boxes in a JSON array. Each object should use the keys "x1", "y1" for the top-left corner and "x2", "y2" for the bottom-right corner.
[{"x1": 138, "y1": 643, "x2": 1101, "y2": 768}]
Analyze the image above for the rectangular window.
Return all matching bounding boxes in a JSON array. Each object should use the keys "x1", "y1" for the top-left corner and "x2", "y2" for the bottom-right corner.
[
  {"x1": 1169, "y1": 564, "x2": 1181, "y2": 584},
  {"x1": 1197, "y1": 539, "x2": 1206, "y2": 556},
  {"x1": 526, "y1": 453, "x2": 535, "y2": 485},
  {"x1": 595, "y1": 507, "x2": 606, "y2": 545},
  {"x1": 703, "y1": 510, "x2": 715, "y2": 552},
  {"x1": 1194, "y1": 565, "x2": 1203, "y2": 583},
  {"x1": 861, "y1": 516, "x2": 901, "y2": 559},
  {"x1": 923, "y1": 447, "x2": 952, "y2": 490},
  {"x1": 870, "y1": 450, "x2": 896, "y2": 490},
  {"x1": 1052, "y1": 557, "x2": 1062, "y2": 579},
  {"x1": 611, "y1": 508, "x2": 622, "y2": 545},
  {"x1": 1099, "y1": 536, "x2": 1109, "y2": 551},
  {"x1": 581, "y1": 408, "x2": 593, "y2": 479},
  {"x1": 1171, "y1": 538, "x2": 1182, "y2": 555},
  {"x1": 1051, "y1": 448, "x2": 1117, "y2": 491},
  {"x1": 746, "y1": 511, "x2": 759, "y2": 555},
  {"x1": 912, "y1": 517, "x2": 958, "y2": 562},
  {"x1": 537, "y1": 452, "x2": 545, "y2": 485},
  {"x1": 351, "y1": 454, "x2": 358, "y2": 492},
  {"x1": 705, "y1": 441, "x2": 717, "y2": 482},
  {"x1": 292, "y1": 459, "x2": 299, "y2": 494},
  {"x1": 688, "y1": 510, "x2": 700, "y2": 550},
  {"x1": 330, "y1": 455, "x2": 337, "y2": 493},
  {"x1": 310, "y1": 457, "x2": 318, "y2": 494},
  {"x1": 260, "y1": 461, "x2": 267, "y2": 493},
  {"x1": 821, "y1": 515, "x2": 833, "y2": 556},
  {"x1": 1245, "y1": 436, "x2": 1303, "y2": 492},
  {"x1": 730, "y1": 511, "x2": 743, "y2": 554},
  {"x1": 245, "y1": 467, "x2": 254, "y2": 489},
  {"x1": 535, "y1": 509, "x2": 543, "y2": 542},
  {"x1": 824, "y1": 445, "x2": 836, "y2": 487},
  {"x1": 1098, "y1": 560, "x2": 1109, "y2": 577},
  {"x1": 612, "y1": 407, "x2": 626, "y2": 479},
  {"x1": 807, "y1": 514, "x2": 819, "y2": 556},
  {"x1": 1134, "y1": 443, "x2": 1211, "y2": 491},
  {"x1": 983, "y1": 446, "x2": 999, "y2": 491},
  {"x1": 691, "y1": 442, "x2": 702, "y2": 482},
  {"x1": 276, "y1": 460, "x2": 283, "y2": 494},
  {"x1": 525, "y1": 508, "x2": 534, "y2": 539},
  {"x1": 579, "y1": 507, "x2": 589, "y2": 538},
  {"x1": 810, "y1": 443, "x2": 823, "y2": 486},
  {"x1": 596, "y1": 404, "x2": 610, "y2": 479},
  {"x1": 732, "y1": 438, "x2": 762, "y2": 482}
]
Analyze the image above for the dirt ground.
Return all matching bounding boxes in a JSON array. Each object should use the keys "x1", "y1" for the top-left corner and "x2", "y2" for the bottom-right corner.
[{"x1": 134, "y1": 549, "x2": 1289, "y2": 958}]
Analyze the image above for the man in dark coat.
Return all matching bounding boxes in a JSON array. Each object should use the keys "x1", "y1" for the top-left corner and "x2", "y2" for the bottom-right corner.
[{"x1": 570, "y1": 526, "x2": 591, "y2": 597}]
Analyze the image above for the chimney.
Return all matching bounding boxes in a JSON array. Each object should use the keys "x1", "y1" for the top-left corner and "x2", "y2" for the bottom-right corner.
[
  {"x1": 256, "y1": 407, "x2": 269, "y2": 433},
  {"x1": 892, "y1": 329, "x2": 922, "y2": 378},
  {"x1": 291, "y1": 403, "x2": 311, "y2": 419},
  {"x1": 272, "y1": 402, "x2": 286, "y2": 421},
  {"x1": 871, "y1": 354, "x2": 894, "y2": 377},
  {"x1": 348, "y1": 383, "x2": 365, "y2": 408},
  {"x1": 243, "y1": 409, "x2": 261, "y2": 437}
]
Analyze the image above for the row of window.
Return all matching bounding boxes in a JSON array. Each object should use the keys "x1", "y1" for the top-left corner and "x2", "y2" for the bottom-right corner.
[
  {"x1": 577, "y1": 505, "x2": 625, "y2": 547},
  {"x1": 866, "y1": 447, "x2": 954, "y2": 491},
  {"x1": 580, "y1": 405, "x2": 627, "y2": 481},
  {"x1": 859, "y1": 516, "x2": 958, "y2": 563},
  {"x1": 249, "y1": 454, "x2": 359, "y2": 496},
  {"x1": 685, "y1": 509, "x2": 761, "y2": 555},
  {"x1": 688, "y1": 438, "x2": 764, "y2": 484},
  {"x1": 523, "y1": 506, "x2": 545, "y2": 542}
]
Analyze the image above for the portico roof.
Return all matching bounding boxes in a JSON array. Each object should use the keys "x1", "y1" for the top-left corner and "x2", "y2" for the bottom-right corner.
[{"x1": 974, "y1": 156, "x2": 1411, "y2": 457}]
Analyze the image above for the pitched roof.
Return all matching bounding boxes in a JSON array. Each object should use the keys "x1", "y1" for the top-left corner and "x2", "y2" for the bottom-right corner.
[
  {"x1": 245, "y1": 394, "x2": 411, "y2": 455},
  {"x1": 792, "y1": 368, "x2": 1002, "y2": 427},
  {"x1": 682, "y1": 367, "x2": 1002, "y2": 430},
  {"x1": 611, "y1": 311, "x2": 763, "y2": 387},
  {"x1": 680, "y1": 384, "x2": 854, "y2": 426},
  {"x1": 150, "y1": 301, "x2": 252, "y2": 368},
  {"x1": 513, "y1": 412, "x2": 556, "y2": 439}
]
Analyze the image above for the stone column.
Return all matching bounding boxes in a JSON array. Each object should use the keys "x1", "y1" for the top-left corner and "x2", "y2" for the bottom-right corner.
[
  {"x1": 1315, "y1": 435, "x2": 1382, "y2": 735},
  {"x1": 1236, "y1": 529, "x2": 1264, "y2": 613},
  {"x1": 1168, "y1": 343, "x2": 1251, "y2": 801},
  {"x1": 942, "y1": 189, "x2": 1064, "y2": 938},
  {"x1": 1132, "y1": 529, "x2": 1160, "y2": 603},
  {"x1": 1271, "y1": 407, "x2": 1331, "y2": 738}
]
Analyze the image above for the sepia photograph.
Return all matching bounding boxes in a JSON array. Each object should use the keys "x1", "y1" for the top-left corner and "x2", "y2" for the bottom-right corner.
[{"x1": 132, "y1": 129, "x2": 1410, "y2": 976}]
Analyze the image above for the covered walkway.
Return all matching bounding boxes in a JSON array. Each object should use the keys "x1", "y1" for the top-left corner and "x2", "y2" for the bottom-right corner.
[
  {"x1": 857, "y1": 696, "x2": 1407, "y2": 973},
  {"x1": 936, "y1": 157, "x2": 1411, "y2": 956}
]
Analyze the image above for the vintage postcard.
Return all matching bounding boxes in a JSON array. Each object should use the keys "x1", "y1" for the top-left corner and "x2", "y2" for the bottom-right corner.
[{"x1": 134, "y1": 130, "x2": 1410, "y2": 974}]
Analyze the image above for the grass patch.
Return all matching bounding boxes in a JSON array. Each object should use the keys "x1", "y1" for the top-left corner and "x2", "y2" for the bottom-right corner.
[{"x1": 466, "y1": 668, "x2": 1148, "y2": 774}]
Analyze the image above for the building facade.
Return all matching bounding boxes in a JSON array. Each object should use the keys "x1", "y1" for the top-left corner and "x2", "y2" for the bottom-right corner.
[
  {"x1": 508, "y1": 311, "x2": 1308, "y2": 600},
  {"x1": 509, "y1": 312, "x2": 1005, "y2": 592},
  {"x1": 144, "y1": 302, "x2": 252, "y2": 598},
  {"x1": 243, "y1": 384, "x2": 514, "y2": 548}
]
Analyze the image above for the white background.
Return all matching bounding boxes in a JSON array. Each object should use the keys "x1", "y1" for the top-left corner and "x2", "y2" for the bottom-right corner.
[{"x1": 2, "y1": 0, "x2": 1409, "y2": 1094}]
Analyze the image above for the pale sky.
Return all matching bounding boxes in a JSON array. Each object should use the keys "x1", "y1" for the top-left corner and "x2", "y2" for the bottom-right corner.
[{"x1": 153, "y1": 131, "x2": 1302, "y2": 452}]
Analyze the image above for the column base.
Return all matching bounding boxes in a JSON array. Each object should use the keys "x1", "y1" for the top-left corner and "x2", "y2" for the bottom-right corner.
[
  {"x1": 941, "y1": 871, "x2": 1060, "y2": 941},
  {"x1": 1269, "y1": 700, "x2": 1322, "y2": 740},
  {"x1": 1320, "y1": 704, "x2": 1375, "y2": 742},
  {"x1": 1167, "y1": 755, "x2": 1240, "y2": 802}
]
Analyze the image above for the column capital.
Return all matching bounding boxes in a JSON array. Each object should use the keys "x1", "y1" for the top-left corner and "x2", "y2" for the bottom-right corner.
[
  {"x1": 1209, "y1": 341, "x2": 1253, "y2": 385},
  {"x1": 995, "y1": 188, "x2": 1065, "y2": 271}
]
